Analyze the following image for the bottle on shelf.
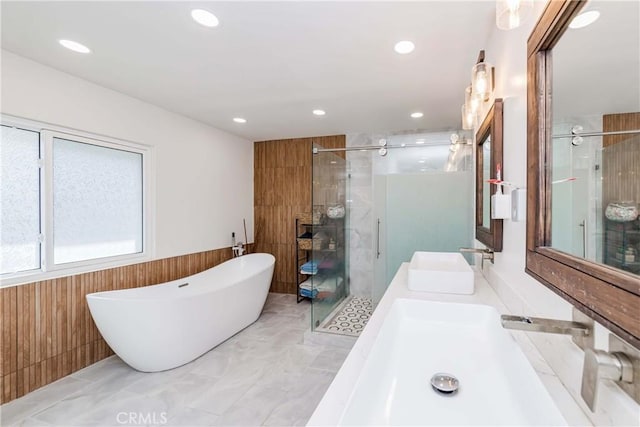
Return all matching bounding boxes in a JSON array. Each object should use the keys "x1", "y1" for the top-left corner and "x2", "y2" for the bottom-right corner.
[{"x1": 624, "y1": 246, "x2": 637, "y2": 263}]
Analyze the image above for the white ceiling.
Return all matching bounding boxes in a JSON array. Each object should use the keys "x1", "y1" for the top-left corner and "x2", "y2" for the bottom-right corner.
[
  {"x1": 552, "y1": 0, "x2": 640, "y2": 123},
  {"x1": 0, "y1": 1, "x2": 496, "y2": 141}
]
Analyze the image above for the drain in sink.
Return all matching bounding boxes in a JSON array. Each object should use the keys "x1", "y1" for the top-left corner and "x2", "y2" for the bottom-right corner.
[{"x1": 430, "y1": 373, "x2": 459, "y2": 395}]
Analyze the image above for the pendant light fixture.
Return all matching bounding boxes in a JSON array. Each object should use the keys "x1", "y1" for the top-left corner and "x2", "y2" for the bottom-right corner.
[
  {"x1": 464, "y1": 85, "x2": 481, "y2": 116},
  {"x1": 461, "y1": 104, "x2": 476, "y2": 130},
  {"x1": 496, "y1": 0, "x2": 532, "y2": 30},
  {"x1": 471, "y1": 50, "x2": 494, "y2": 103},
  {"x1": 461, "y1": 50, "x2": 495, "y2": 130}
]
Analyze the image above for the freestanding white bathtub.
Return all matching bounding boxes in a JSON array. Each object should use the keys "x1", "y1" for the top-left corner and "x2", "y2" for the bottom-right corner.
[{"x1": 86, "y1": 253, "x2": 275, "y2": 372}]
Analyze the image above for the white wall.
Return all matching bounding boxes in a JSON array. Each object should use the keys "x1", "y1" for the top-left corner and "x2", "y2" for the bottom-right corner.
[
  {"x1": 1, "y1": 50, "x2": 254, "y2": 267},
  {"x1": 475, "y1": 6, "x2": 639, "y2": 426}
]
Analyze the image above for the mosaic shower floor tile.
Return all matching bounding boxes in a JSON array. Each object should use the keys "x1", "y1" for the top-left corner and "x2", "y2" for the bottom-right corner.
[{"x1": 317, "y1": 296, "x2": 373, "y2": 337}]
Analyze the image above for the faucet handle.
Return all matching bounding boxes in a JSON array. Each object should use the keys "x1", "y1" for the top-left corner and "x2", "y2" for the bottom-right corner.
[{"x1": 581, "y1": 348, "x2": 633, "y2": 411}]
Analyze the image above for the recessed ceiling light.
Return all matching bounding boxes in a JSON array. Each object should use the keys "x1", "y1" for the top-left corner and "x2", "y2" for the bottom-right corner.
[
  {"x1": 233, "y1": 117, "x2": 247, "y2": 123},
  {"x1": 191, "y1": 9, "x2": 219, "y2": 27},
  {"x1": 313, "y1": 109, "x2": 326, "y2": 116},
  {"x1": 410, "y1": 112, "x2": 424, "y2": 119},
  {"x1": 394, "y1": 40, "x2": 415, "y2": 54},
  {"x1": 58, "y1": 39, "x2": 91, "y2": 54},
  {"x1": 569, "y1": 10, "x2": 600, "y2": 29},
  {"x1": 418, "y1": 159, "x2": 426, "y2": 164},
  {"x1": 416, "y1": 139, "x2": 425, "y2": 144}
]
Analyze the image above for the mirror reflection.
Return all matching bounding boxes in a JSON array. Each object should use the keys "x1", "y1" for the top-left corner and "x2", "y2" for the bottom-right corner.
[
  {"x1": 475, "y1": 98, "x2": 502, "y2": 252},
  {"x1": 482, "y1": 139, "x2": 491, "y2": 229},
  {"x1": 551, "y1": 0, "x2": 640, "y2": 276}
]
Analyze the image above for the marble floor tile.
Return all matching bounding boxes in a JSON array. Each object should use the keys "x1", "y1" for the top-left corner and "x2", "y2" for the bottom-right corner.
[
  {"x1": 269, "y1": 328, "x2": 306, "y2": 347},
  {"x1": 186, "y1": 375, "x2": 255, "y2": 416},
  {"x1": 11, "y1": 417, "x2": 53, "y2": 427},
  {"x1": 309, "y1": 347, "x2": 352, "y2": 373},
  {"x1": 263, "y1": 370, "x2": 336, "y2": 426},
  {"x1": 121, "y1": 365, "x2": 191, "y2": 396},
  {"x1": 263, "y1": 390, "x2": 324, "y2": 427},
  {"x1": 133, "y1": 373, "x2": 222, "y2": 417},
  {"x1": 70, "y1": 356, "x2": 135, "y2": 383},
  {"x1": 166, "y1": 407, "x2": 220, "y2": 426},
  {"x1": 215, "y1": 385, "x2": 288, "y2": 426},
  {"x1": 1, "y1": 293, "x2": 350, "y2": 427},
  {"x1": 186, "y1": 349, "x2": 233, "y2": 378},
  {"x1": 31, "y1": 390, "x2": 162, "y2": 426},
  {"x1": 0, "y1": 376, "x2": 92, "y2": 425}
]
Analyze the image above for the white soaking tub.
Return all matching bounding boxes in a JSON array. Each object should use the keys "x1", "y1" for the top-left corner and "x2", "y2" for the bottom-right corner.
[{"x1": 86, "y1": 253, "x2": 275, "y2": 372}]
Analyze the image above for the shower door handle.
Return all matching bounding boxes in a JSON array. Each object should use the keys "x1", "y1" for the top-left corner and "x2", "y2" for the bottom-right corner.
[
  {"x1": 579, "y1": 219, "x2": 587, "y2": 258},
  {"x1": 376, "y1": 218, "x2": 381, "y2": 259}
]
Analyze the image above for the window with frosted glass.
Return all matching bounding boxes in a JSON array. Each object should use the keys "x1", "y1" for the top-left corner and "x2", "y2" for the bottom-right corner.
[
  {"x1": 52, "y1": 137, "x2": 143, "y2": 264},
  {"x1": 0, "y1": 125, "x2": 41, "y2": 274}
]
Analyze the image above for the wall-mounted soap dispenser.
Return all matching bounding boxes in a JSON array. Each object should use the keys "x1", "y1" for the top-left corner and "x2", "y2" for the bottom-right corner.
[
  {"x1": 511, "y1": 188, "x2": 526, "y2": 222},
  {"x1": 491, "y1": 165, "x2": 511, "y2": 220}
]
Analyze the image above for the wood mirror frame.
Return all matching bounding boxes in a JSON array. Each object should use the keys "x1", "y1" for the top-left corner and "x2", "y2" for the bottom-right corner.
[
  {"x1": 476, "y1": 99, "x2": 504, "y2": 252},
  {"x1": 526, "y1": 0, "x2": 640, "y2": 348}
]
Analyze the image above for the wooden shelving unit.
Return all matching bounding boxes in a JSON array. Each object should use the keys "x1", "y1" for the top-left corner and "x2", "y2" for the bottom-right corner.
[
  {"x1": 604, "y1": 218, "x2": 640, "y2": 274},
  {"x1": 295, "y1": 215, "x2": 345, "y2": 303}
]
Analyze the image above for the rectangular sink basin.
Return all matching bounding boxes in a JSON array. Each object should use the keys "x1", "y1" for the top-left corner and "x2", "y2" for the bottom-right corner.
[
  {"x1": 407, "y1": 251, "x2": 473, "y2": 294},
  {"x1": 338, "y1": 299, "x2": 566, "y2": 426}
]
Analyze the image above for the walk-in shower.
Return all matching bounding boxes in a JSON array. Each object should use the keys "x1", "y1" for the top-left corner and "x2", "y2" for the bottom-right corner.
[
  {"x1": 309, "y1": 131, "x2": 474, "y2": 336},
  {"x1": 551, "y1": 120, "x2": 640, "y2": 272},
  {"x1": 307, "y1": 147, "x2": 349, "y2": 332}
]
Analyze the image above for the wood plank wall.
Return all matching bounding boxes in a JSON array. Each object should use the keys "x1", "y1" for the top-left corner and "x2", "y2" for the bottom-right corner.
[
  {"x1": 602, "y1": 112, "x2": 640, "y2": 207},
  {"x1": 254, "y1": 135, "x2": 345, "y2": 294},
  {"x1": 0, "y1": 245, "x2": 244, "y2": 404}
]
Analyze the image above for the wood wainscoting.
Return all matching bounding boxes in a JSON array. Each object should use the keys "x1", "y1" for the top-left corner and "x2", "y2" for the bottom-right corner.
[
  {"x1": 0, "y1": 246, "x2": 244, "y2": 404},
  {"x1": 602, "y1": 112, "x2": 640, "y2": 208},
  {"x1": 254, "y1": 135, "x2": 345, "y2": 294}
]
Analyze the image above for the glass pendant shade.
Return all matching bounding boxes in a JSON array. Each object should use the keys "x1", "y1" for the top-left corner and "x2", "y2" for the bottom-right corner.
[
  {"x1": 471, "y1": 62, "x2": 493, "y2": 102},
  {"x1": 496, "y1": 0, "x2": 533, "y2": 30},
  {"x1": 464, "y1": 85, "x2": 481, "y2": 115},
  {"x1": 461, "y1": 104, "x2": 476, "y2": 130}
]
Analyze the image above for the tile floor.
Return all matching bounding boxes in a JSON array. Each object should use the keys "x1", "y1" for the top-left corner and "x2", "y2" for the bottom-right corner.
[
  {"x1": 316, "y1": 297, "x2": 373, "y2": 337},
  {"x1": 0, "y1": 293, "x2": 352, "y2": 427}
]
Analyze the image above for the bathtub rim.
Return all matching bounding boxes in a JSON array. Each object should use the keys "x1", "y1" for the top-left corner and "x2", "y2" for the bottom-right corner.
[{"x1": 85, "y1": 252, "x2": 275, "y2": 301}]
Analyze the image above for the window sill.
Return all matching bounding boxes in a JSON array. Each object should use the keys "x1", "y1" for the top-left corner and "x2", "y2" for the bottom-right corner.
[{"x1": 0, "y1": 252, "x2": 151, "y2": 288}]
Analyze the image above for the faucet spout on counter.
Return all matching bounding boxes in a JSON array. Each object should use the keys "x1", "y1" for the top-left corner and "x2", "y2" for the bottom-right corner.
[{"x1": 459, "y1": 247, "x2": 494, "y2": 268}]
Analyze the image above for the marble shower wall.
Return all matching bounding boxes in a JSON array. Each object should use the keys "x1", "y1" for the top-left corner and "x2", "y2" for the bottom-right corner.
[{"x1": 345, "y1": 133, "x2": 382, "y2": 299}]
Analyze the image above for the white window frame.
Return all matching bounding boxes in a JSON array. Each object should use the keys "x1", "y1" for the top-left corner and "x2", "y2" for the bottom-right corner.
[{"x1": 1, "y1": 115, "x2": 155, "y2": 287}]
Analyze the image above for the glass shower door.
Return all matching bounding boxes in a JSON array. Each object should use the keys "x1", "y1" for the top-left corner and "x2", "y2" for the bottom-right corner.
[
  {"x1": 372, "y1": 134, "x2": 474, "y2": 302},
  {"x1": 310, "y1": 146, "x2": 348, "y2": 330}
]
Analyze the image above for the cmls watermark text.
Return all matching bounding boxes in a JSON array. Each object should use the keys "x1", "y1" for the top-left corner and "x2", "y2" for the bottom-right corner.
[{"x1": 116, "y1": 412, "x2": 168, "y2": 425}]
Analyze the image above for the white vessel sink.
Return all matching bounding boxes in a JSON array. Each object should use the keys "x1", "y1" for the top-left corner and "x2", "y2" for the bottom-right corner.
[
  {"x1": 338, "y1": 299, "x2": 566, "y2": 426},
  {"x1": 407, "y1": 251, "x2": 474, "y2": 294}
]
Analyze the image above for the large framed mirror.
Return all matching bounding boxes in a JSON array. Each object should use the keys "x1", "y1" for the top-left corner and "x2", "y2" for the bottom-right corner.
[
  {"x1": 527, "y1": 0, "x2": 640, "y2": 348},
  {"x1": 476, "y1": 99, "x2": 503, "y2": 252}
]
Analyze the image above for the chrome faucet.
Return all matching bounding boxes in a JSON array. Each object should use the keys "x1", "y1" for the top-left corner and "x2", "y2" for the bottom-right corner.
[
  {"x1": 502, "y1": 311, "x2": 640, "y2": 412},
  {"x1": 581, "y1": 348, "x2": 633, "y2": 411},
  {"x1": 500, "y1": 314, "x2": 591, "y2": 337},
  {"x1": 459, "y1": 247, "x2": 494, "y2": 268},
  {"x1": 232, "y1": 241, "x2": 245, "y2": 257},
  {"x1": 580, "y1": 334, "x2": 639, "y2": 412}
]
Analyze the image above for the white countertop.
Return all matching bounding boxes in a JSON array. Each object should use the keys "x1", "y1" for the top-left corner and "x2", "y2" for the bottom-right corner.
[{"x1": 307, "y1": 263, "x2": 591, "y2": 426}]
